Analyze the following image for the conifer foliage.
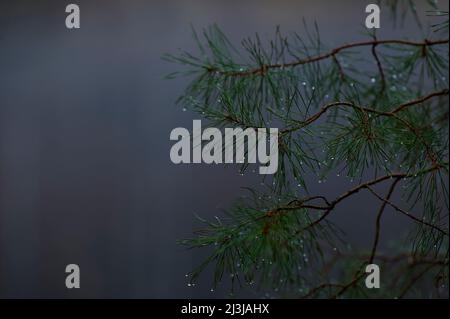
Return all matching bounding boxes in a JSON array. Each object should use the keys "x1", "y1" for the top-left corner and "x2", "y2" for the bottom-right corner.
[{"x1": 165, "y1": 0, "x2": 449, "y2": 298}]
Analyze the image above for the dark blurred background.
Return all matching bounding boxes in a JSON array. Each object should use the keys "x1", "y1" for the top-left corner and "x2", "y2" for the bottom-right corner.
[{"x1": 0, "y1": 0, "x2": 446, "y2": 298}]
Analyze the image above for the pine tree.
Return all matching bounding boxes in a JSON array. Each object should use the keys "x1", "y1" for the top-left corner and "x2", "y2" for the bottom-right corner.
[{"x1": 165, "y1": 0, "x2": 449, "y2": 298}]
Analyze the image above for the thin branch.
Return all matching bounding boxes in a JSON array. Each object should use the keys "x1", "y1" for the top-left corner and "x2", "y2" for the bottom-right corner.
[
  {"x1": 300, "y1": 165, "x2": 443, "y2": 232},
  {"x1": 390, "y1": 89, "x2": 449, "y2": 114},
  {"x1": 209, "y1": 38, "x2": 449, "y2": 77},
  {"x1": 366, "y1": 186, "x2": 449, "y2": 236},
  {"x1": 281, "y1": 89, "x2": 449, "y2": 135},
  {"x1": 280, "y1": 89, "x2": 448, "y2": 165},
  {"x1": 369, "y1": 178, "x2": 401, "y2": 263},
  {"x1": 332, "y1": 54, "x2": 345, "y2": 80},
  {"x1": 330, "y1": 178, "x2": 402, "y2": 298},
  {"x1": 371, "y1": 42, "x2": 386, "y2": 91}
]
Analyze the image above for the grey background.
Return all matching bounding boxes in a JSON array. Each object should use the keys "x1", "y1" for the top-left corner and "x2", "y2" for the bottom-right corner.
[{"x1": 0, "y1": 0, "x2": 446, "y2": 298}]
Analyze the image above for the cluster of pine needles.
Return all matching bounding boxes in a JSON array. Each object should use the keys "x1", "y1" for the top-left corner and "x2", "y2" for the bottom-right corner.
[{"x1": 165, "y1": 0, "x2": 449, "y2": 298}]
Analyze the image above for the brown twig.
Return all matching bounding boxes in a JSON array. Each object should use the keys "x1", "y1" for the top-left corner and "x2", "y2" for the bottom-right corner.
[
  {"x1": 280, "y1": 89, "x2": 449, "y2": 135},
  {"x1": 209, "y1": 39, "x2": 449, "y2": 77},
  {"x1": 371, "y1": 42, "x2": 386, "y2": 91},
  {"x1": 329, "y1": 178, "x2": 401, "y2": 298},
  {"x1": 390, "y1": 89, "x2": 449, "y2": 114},
  {"x1": 366, "y1": 186, "x2": 449, "y2": 236},
  {"x1": 302, "y1": 173, "x2": 407, "y2": 231},
  {"x1": 280, "y1": 89, "x2": 448, "y2": 165},
  {"x1": 296, "y1": 164, "x2": 443, "y2": 233},
  {"x1": 369, "y1": 178, "x2": 401, "y2": 264}
]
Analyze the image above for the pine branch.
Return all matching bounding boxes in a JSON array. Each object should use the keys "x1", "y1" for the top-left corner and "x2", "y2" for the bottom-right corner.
[
  {"x1": 281, "y1": 89, "x2": 449, "y2": 134},
  {"x1": 294, "y1": 164, "x2": 444, "y2": 232},
  {"x1": 167, "y1": 0, "x2": 449, "y2": 297},
  {"x1": 366, "y1": 186, "x2": 448, "y2": 236},
  {"x1": 208, "y1": 39, "x2": 448, "y2": 77}
]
